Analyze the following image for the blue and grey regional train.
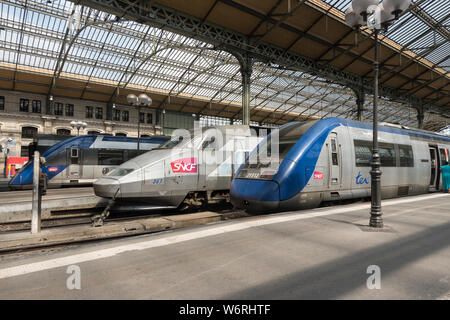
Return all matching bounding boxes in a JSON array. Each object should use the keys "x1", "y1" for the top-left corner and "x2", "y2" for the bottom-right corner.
[
  {"x1": 9, "y1": 134, "x2": 169, "y2": 189},
  {"x1": 231, "y1": 117, "x2": 450, "y2": 213}
]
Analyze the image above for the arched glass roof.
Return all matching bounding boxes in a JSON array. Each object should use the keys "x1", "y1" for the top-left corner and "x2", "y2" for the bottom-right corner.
[
  {"x1": 0, "y1": 0, "x2": 446, "y2": 127},
  {"x1": 322, "y1": 0, "x2": 449, "y2": 74}
]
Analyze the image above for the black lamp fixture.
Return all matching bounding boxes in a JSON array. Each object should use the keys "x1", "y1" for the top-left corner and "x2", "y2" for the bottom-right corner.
[
  {"x1": 345, "y1": 0, "x2": 411, "y2": 228},
  {"x1": 70, "y1": 120, "x2": 87, "y2": 136},
  {"x1": 127, "y1": 93, "x2": 152, "y2": 151}
]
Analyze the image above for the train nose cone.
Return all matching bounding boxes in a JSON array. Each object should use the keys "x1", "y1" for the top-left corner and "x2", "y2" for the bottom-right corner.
[
  {"x1": 93, "y1": 177, "x2": 121, "y2": 198},
  {"x1": 230, "y1": 178, "x2": 280, "y2": 213}
]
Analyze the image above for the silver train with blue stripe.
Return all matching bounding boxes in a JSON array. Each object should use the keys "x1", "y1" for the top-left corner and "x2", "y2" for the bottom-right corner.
[
  {"x1": 231, "y1": 117, "x2": 450, "y2": 213},
  {"x1": 93, "y1": 125, "x2": 263, "y2": 211},
  {"x1": 9, "y1": 135, "x2": 169, "y2": 189}
]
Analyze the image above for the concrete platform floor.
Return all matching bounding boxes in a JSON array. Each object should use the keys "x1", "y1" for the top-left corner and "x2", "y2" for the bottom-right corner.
[
  {"x1": 0, "y1": 179, "x2": 11, "y2": 192},
  {"x1": 0, "y1": 193, "x2": 448, "y2": 299}
]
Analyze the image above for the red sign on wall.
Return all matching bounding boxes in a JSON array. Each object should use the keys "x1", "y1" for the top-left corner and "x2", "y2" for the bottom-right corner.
[
  {"x1": 170, "y1": 157, "x2": 197, "y2": 173},
  {"x1": 6, "y1": 157, "x2": 29, "y2": 176}
]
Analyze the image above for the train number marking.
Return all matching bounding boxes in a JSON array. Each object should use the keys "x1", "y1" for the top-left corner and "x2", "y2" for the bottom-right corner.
[
  {"x1": 246, "y1": 172, "x2": 259, "y2": 179},
  {"x1": 356, "y1": 171, "x2": 369, "y2": 185},
  {"x1": 152, "y1": 178, "x2": 163, "y2": 184},
  {"x1": 171, "y1": 158, "x2": 197, "y2": 173}
]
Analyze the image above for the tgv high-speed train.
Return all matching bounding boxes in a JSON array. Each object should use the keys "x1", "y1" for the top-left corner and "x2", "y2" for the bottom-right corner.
[
  {"x1": 231, "y1": 117, "x2": 450, "y2": 213},
  {"x1": 93, "y1": 125, "x2": 263, "y2": 210},
  {"x1": 9, "y1": 135, "x2": 169, "y2": 189}
]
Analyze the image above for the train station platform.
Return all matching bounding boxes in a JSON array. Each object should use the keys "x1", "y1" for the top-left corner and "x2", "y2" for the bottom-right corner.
[
  {"x1": 0, "y1": 187, "x2": 106, "y2": 225},
  {"x1": 0, "y1": 178, "x2": 10, "y2": 192},
  {"x1": 0, "y1": 192, "x2": 449, "y2": 299}
]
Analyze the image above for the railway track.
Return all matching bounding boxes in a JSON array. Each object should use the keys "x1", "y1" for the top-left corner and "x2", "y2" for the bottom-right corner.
[
  {"x1": 0, "y1": 203, "x2": 235, "y2": 233},
  {"x1": 0, "y1": 198, "x2": 368, "y2": 256},
  {"x1": 0, "y1": 203, "x2": 242, "y2": 256},
  {"x1": 0, "y1": 211, "x2": 97, "y2": 233}
]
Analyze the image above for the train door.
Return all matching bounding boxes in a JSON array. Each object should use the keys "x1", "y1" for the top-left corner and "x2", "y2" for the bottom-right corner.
[
  {"x1": 67, "y1": 147, "x2": 82, "y2": 179},
  {"x1": 429, "y1": 146, "x2": 439, "y2": 191},
  {"x1": 438, "y1": 147, "x2": 448, "y2": 190},
  {"x1": 439, "y1": 148, "x2": 448, "y2": 167},
  {"x1": 198, "y1": 136, "x2": 220, "y2": 190},
  {"x1": 328, "y1": 132, "x2": 341, "y2": 186}
]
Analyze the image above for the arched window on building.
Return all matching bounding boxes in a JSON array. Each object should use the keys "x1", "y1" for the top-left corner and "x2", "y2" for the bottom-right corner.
[
  {"x1": 88, "y1": 130, "x2": 101, "y2": 135},
  {"x1": 21, "y1": 126, "x2": 37, "y2": 139},
  {"x1": 56, "y1": 129, "x2": 71, "y2": 136},
  {"x1": 115, "y1": 133, "x2": 127, "y2": 137}
]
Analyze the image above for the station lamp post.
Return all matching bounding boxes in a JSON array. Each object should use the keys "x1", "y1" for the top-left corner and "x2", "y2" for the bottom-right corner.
[
  {"x1": 162, "y1": 109, "x2": 166, "y2": 135},
  {"x1": 127, "y1": 93, "x2": 152, "y2": 151},
  {"x1": 2, "y1": 137, "x2": 12, "y2": 178},
  {"x1": 70, "y1": 120, "x2": 87, "y2": 136},
  {"x1": 345, "y1": 0, "x2": 410, "y2": 228}
]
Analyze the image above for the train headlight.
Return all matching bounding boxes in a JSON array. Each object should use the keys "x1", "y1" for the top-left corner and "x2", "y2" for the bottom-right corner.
[
  {"x1": 260, "y1": 170, "x2": 277, "y2": 179},
  {"x1": 107, "y1": 168, "x2": 135, "y2": 176}
]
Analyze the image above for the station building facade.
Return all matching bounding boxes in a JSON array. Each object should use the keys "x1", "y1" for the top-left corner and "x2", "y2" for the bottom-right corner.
[
  {"x1": 0, "y1": 89, "x2": 163, "y2": 175},
  {"x1": 0, "y1": 88, "x2": 268, "y2": 176}
]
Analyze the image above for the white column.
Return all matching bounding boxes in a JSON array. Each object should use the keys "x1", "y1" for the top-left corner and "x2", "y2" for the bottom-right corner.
[{"x1": 31, "y1": 151, "x2": 41, "y2": 234}]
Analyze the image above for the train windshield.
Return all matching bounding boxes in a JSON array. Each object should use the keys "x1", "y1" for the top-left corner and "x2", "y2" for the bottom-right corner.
[
  {"x1": 159, "y1": 136, "x2": 186, "y2": 149},
  {"x1": 107, "y1": 168, "x2": 135, "y2": 177},
  {"x1": 237, "y1": 121, "x2": 317, "y2": 180},
  {"x1": 158, "y1": 129, "x2": 206, "y2": 150}
]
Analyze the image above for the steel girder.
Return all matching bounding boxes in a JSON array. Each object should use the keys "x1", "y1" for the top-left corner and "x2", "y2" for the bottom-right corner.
[{"x1": 72, "y1": 0, "x2": 448, "y2": 117}]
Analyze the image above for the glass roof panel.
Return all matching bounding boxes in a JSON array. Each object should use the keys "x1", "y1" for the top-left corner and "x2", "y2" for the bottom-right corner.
[
  {"x1": 320, "y1": 0, "x2": 450, "y2": 72},
  {"x1": 0, "y1": 0, "x2": 441, "y2": 127}
]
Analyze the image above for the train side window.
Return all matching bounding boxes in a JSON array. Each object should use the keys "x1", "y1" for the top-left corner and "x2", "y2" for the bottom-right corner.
[
  {"x1": 399, "y1": 145, "x2": 414, "y2": 167},
  {"x1": 126, "y1": 149, "x2": 141, "y2": 161},
  {"x1": 354, "y1": 140, "x2": 372, "y2": 167},
  {"x1": 98, "y1": 149, "x2": 124, "y2": 165},
  {"x1": 331, "y1": 138, "x2": 338, "y2": 165},
  {"x1": 70, "y1": 148, "x2": 79, "y2": 165},
  {"x1": 71, "y1": 148, "x2": 78, "y2": 158},
  {"x1": 439, "y1": 148, "x2": 447, "y2": 166},
  {"x1": 379, "y1": 143, "x2": 396, "y2": 167},
  {"x1": 380, "y1": 143, "x2": 397, "y2": 167},
  {"x1": 45, "y1": 150, "x2": 66, "y2": 166},
  {"x1": 81, "y1": 149, "x2": 98, "y2": 165}
]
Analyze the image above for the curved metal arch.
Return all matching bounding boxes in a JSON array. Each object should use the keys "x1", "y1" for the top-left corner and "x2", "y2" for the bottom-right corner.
[
  {"x1": 288, "y1": 81, "x2": 350, "y2": 122},
  {"x1": 122, "y1": 44, "x2": 198, "y2": 89},
  {"x1": 49, "y1": 16, "x2": 122, "y2": 94},
  {"x1": 246, "y1": 71, "x2": 352, "y2": 124},
  {"x1": 158, "y1": 59, "x2": 239, "y2": 110},
  {"x1": 258, "y1": 76, "x2": 320, "y2": 123},
  {"x1": 12, "y1": 0, "x2": 30, "y2": 91},
  {"x1": 121, "y1": 43, "x2": 229, "y2": 93},
  {"x1": 107, "y1": 24, "x2": 154, "y2": 101},
  {"x1": 203, "y1": 63, "x2": 280, "y2": 120},
  {"x1": 203, "y1": 62, "x2": 274, "y2": 118},
  {"x1": 169, "y1": 49, "x2": 235, "y2": 100},
  {"x1": 319, "y1": 95, "x2": 358, "y2": 120}
]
